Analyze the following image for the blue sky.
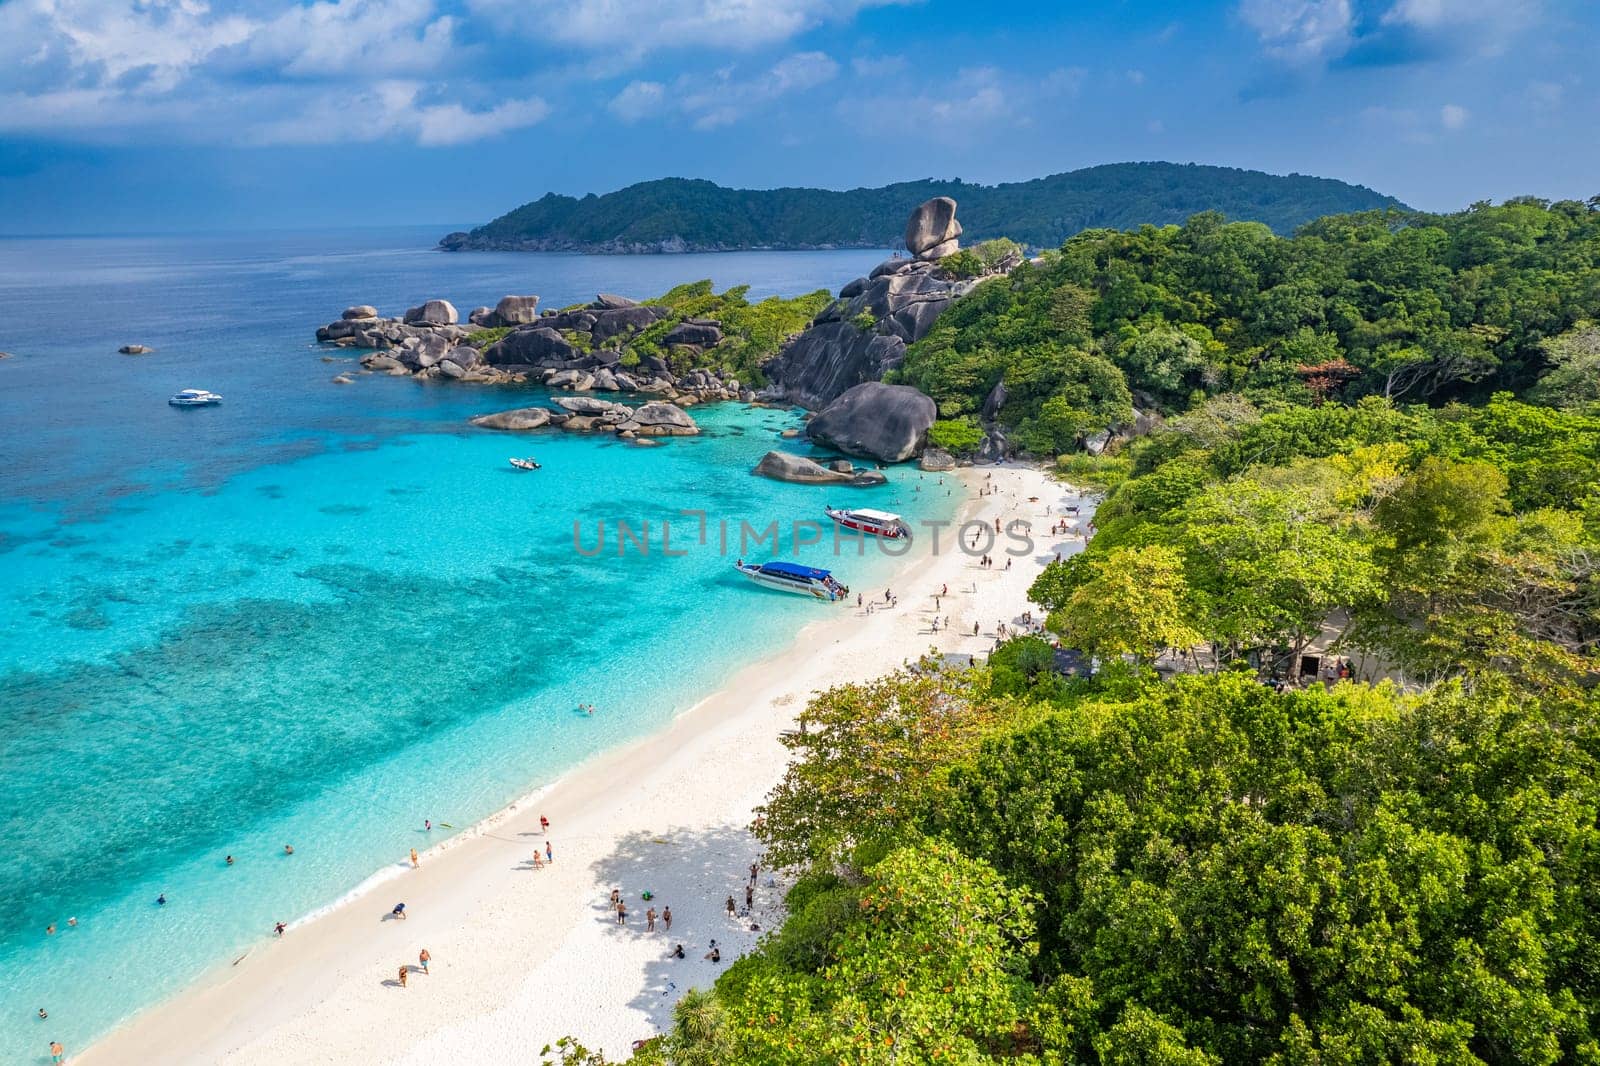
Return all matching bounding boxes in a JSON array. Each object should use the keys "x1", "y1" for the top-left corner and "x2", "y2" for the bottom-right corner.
[{"x1": 1, "y1": 0, "x2": 1594, "y2": 232}]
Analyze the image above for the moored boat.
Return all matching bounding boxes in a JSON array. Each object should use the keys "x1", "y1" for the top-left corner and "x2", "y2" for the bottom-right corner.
[
  {"x1": 509, "y1": 457, "x2": 540, "y2": 470},
  {"x1": 824, "y1": 505, "x2": 909, "y2": 539},
  {"x1": 735, "y1": 560, "x2": 849, "y2": 601},
  {"x1": 168, "y1": 389, "x2": 222, "y2": 407}
]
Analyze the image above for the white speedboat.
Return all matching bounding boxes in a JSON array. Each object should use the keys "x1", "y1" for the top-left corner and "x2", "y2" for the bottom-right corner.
[
  {"x1": 735, "y1": 560, "x2": 849, "y2": 602},
  {"x1": 169, "y1": 389, "x2": 222, "y2": 407},
  {"x1": 509, "y1": 457, "x2": 540, "y2": 470},
  {"x1": 825, "y1": 506, "x2": 910, "y2": 539}
]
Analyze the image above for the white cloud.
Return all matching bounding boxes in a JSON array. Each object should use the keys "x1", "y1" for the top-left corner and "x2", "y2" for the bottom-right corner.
[
  {"x1": 1439, "y1": 103, "x2": 1468, "y2": 129},
  {"x1": 0, "y1": 0, "x2": 562, "y2": 145},
  {"x1": 469, "y1": 0, "x2": 913, "y2": 56},
  {"x1": 247, "y1": 82, "x2": 550, "y2": 145},
  {"x1": 1237, "y1": 0, "x2": 1353, "y2": 63},
  {"x1": 1126, "y1": 69, "x2": 1146, "y2": 86},
  {"x1": 1380, "y1": 0, "x2": 1543, "y2": 58},
  {"x1": 851, "y1": 54, "x2": 908, "y2": 78},
  {"x1": 609, "y1": 80, "x2": 667, "y2": 121},
  {"x1": 769, "y1": 51, "x2": 840, "y2": 93},
  {"x1": 1040, "y1": 66, "x2": 1086, "y2": 97},
  {"x1": 1381, "y1": 0, "x2": 1539, "y2": 31},
  {"x1": 618, "y1": 50, "x2": 839, "y2": 129},
  {"x1": 842, "y1": 67, "x2": 1025, "y2": 142}
]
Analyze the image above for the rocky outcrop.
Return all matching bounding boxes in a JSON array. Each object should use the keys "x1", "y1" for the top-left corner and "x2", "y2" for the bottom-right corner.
[
  {"x1": 342, "y1": 305, "x2": 379, "y2": 320},
  {"x1": 904, "y1": 196, "x2": 962, "y2": 260},
  {"x1": 760, "y1": 264, "x2": 978, "y2": 409},
  {"x1": 491, "y1": 294, "x2": 541, "y2": 325},
  {"x1": 760, "y1": 197, "x2": 995, "y2": 410},
  {"x1": 806, "y1": 382, "x2": 936, "y2": 463},
  {"x1": 316, "y1": 294, "x2": 738, "y2": 404},
  {"x1": 470, "y1": 400, "x2": 698, "y2": 439},
  {"x1": 484, "y1": 327, "x2": 576, "y2": 366},
  {"x1": 617, "y1": 401, "x2": 700, "y2": 436},
  {"x1": 663, "y1": 320, "x2": 723, "y2": 348},
  {"x1": 919, "y1": 448, "x2": 957, "y2": 471},
  {"x1": 753, "y1": 451, "x2": 888, "y2": 487},
  {"x1": 470, "y1": 407, "x2": 554, "y2": 431},
  {"x1": 404, "y1": 299, "x2": 458, "y2": 326}
]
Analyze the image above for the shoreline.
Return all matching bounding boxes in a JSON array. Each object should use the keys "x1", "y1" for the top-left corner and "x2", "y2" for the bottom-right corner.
[{"x1": 77, "y1": 462, "x2": 1089, "y2": 1066}]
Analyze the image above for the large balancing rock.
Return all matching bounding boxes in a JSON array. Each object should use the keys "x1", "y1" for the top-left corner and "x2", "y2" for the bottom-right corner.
[{"x1": 903, "y1": 196, "x2": 961, "y2": 257}]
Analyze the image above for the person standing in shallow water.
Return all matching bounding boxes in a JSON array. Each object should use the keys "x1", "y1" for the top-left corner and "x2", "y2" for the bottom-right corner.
[
  {"x1": 409, "y1": 848, "x2": 419, "y2": 869},
  {"x1": 662, "y1": 905, "x2": 672, "y2": 931}
]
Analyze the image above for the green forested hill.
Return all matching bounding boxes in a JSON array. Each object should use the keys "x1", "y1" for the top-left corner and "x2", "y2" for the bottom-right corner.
[
  {"x1": 440, "y1": 163, "x2": 1402, "y2": 252},
  {"x1": 896, "y1": 198, "x2": 1600, "y2": 455}
]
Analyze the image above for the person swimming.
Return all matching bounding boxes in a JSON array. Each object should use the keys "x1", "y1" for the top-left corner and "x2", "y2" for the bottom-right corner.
[{"x1": 156, "y1": 894, "x2": 166, "y2": 906}]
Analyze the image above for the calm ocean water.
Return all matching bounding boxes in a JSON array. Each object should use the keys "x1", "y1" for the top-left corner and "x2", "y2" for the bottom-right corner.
[{"x1": 0, "y1": 229, "x2": 944, "y2": 1061}]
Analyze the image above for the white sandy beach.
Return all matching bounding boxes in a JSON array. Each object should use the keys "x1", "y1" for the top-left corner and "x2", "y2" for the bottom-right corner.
[{"x1": 77, "y1": 463, "x2": 1091, "y2": 1066}]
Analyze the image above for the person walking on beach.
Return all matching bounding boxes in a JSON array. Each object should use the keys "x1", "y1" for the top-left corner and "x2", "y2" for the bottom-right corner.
[
  {"x1": 418, "y1": 948, "x2": 431, "y2": 974},
  {"x1": 646, "y1": 907, "x2": 657, "y2": 932},
  {"x1": 397, "y1": 965, "x2": 408, "y2": 989},
  {"x1": 610, "y1": 888, "x2": 620, "y2": 906},
  {"x1": 410, "y1": 848, "x2": 419, "y2": 869},
  {"x1": 545, "y1": 841, "x2": 553, "y2": 863},
  {"x1": 532, "y1": 851, "x2": 544, "y2": 869},
  {"x1": 662, "y1": 905, "x2": 672, "y2": 931},
  {"x1": 616, "y1": 900, "x2": 627, "y2": 925},
  {"x1": 540, "y1": 815, "x2": 549, "y2": 832}
]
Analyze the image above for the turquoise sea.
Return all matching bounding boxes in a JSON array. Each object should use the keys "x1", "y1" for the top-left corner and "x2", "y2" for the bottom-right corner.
[{"x1": 0, "y1": 230, "x2": 949, "y2": 1062}]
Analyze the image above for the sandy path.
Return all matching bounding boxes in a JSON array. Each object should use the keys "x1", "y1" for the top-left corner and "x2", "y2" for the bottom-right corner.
[{"x1": 77, "y1": 463, "x2": 1091, "y2": 1065}]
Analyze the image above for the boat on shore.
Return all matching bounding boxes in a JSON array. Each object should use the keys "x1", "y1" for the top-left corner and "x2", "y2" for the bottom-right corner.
[
  {"x1": 168, "y1": 389, "x2": 222, "y2": 407},
  {"x1": 824, "y1": 505, "x2": 909, "y2": 539},
  {"x1": 509, "y1": 457, "x2": 540, "y2": 470},
  {"x1": 735, "y1": 560, "x2": 849, "y2": 601}
]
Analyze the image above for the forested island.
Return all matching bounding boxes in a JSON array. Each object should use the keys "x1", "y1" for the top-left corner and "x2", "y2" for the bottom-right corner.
[
  {"x1": 535, "y1": 194, "x2": 1600, "y2": 1066},
  {"x1": 438, "y1": 163, "x2": 1401, "y2": 253}
]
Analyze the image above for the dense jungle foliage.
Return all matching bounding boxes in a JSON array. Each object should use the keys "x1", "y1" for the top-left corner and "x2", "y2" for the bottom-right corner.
[
  {"x1": 895, "y1": 198, "x2": 1600, "y2": 456},
  {"x1": 547, "y1": 394, "x2": 1600, "y2": 1066}
]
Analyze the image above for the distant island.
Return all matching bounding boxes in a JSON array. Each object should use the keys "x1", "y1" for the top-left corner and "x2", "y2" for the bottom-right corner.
[{"x1": 438, "y1": 163, "x2": 1404, "y2": 254}]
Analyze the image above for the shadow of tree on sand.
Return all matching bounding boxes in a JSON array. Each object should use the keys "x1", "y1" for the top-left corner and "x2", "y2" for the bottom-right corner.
[{"x1": 586, "y1": 823, "x2": 789, "y2": 1036}]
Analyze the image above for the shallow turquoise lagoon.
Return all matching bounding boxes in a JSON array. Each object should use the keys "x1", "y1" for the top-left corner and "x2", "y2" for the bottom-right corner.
[{"x1": 0, "y1": 233, "x2": 940, "y2": 1061}]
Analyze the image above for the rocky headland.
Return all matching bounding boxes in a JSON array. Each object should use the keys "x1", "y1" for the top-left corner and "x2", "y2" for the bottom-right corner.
[{"x1": 317, "y1": 197, "x2": 1019, "y2": 464}]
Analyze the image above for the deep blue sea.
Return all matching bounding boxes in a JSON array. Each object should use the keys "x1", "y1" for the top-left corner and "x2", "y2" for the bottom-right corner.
[{"x1": 0, "y1": 229, "x2": 938, "y2": 1062}]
